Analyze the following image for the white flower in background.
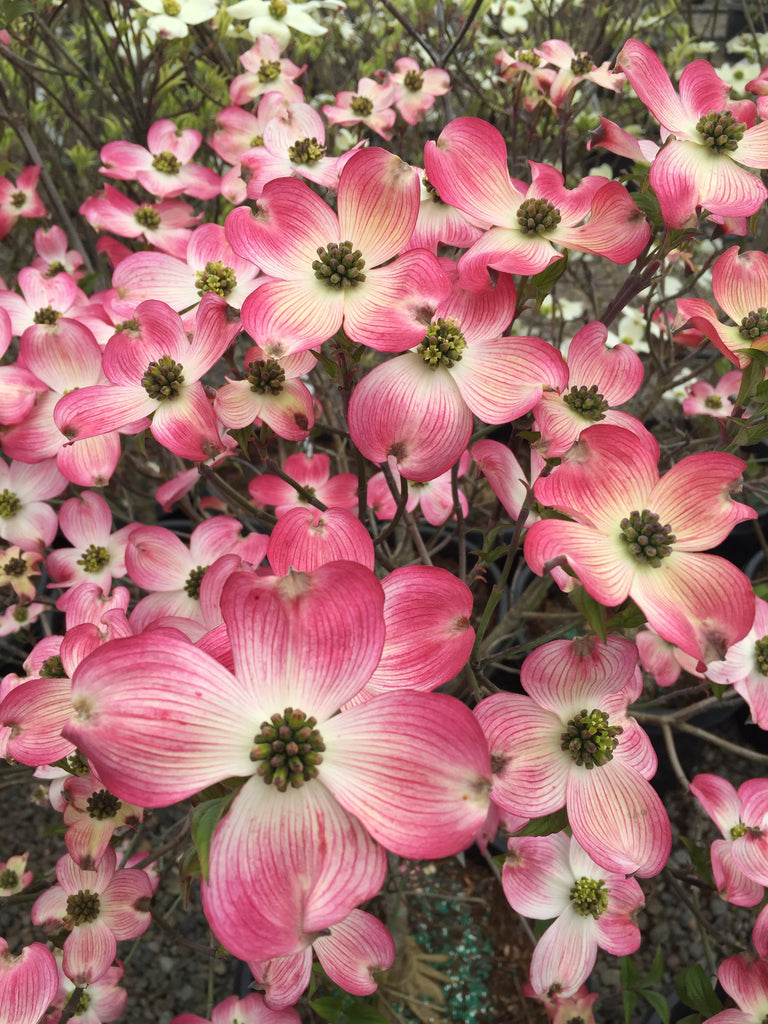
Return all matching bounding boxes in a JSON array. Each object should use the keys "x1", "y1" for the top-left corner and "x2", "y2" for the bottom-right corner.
[
  {"x1": 227, "y1": 0, "x2": 343, "y2": 50},
  {"x1": 718, "y1": 58, "x2": 762, "y2": 92},
  {"x1": 139, "y1": 0, "x2": 218, "y2": 38},
  {"x1": 726, "y1": 31, "x2": 768, "y2": 59},
  {"x1": 606, "y1": 307, "x2": 652, "y2": 354},
  {"x1": 488, "y1": 0, "x2": 533, "y2": 35}
]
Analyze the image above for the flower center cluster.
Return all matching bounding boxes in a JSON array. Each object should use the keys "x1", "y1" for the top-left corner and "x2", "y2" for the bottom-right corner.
[
  {"x1": 163, "y1": 0, "x2": 181, "y2": 13},
  {"x1": 196, "y1": 260, "x2": 237, "y2": 297},
  {"x1": 47, "y1": 261, "x2": 65, "y2": 277},
  {"x1": 288, "y1": 137, "x2": 326, "y2": 165},
  {"x1": 250, "y1": 134, "x2": 264, "y2": 147},
  {"x1": 350, "y1": 95, "x2": 374, "y2": 117},
  {"x1": 141, "y1": 355, "x2": 185, "y2": 400},
  {"x1": 561, "y1": 708, "x2": 623, "y2": 768},
  {"x1": 704, "y1": 394, "x2": 723, "y2": 409},
  {"x1": 755, "y1": 636, "x2": 768, "y2": 675},
  {"x1": 66, "y1": 889, "x2": 101, "y2": 926},
  {"x1": 517, "y1": 49, "x2": 540, "y2": 66},
  {"x1": 247, "y1": 358, "x2": 285, "y2": 395},
  {"x1": 696, "y1": 110, "x2": 747, "y2": 152},
  {"x1": 66, "y1": 750, "x2": 90, "y2": 776},
  {"x1": 76, "y1": 544, "x2": 111, "y2": 573},
  {"x1": 738, "y1": 307, "x2": 768, "y2": 339},
  {"x1": 76, "y1": 993, "x2": 91, "y2": 1015},
  {"x1": 516, "y1": 197, "x2": 562, "y2": 235},
  {"x1": 33, "y1": 305, "x2": 62, "y2": 325},
  {"x1": 184, "y1": 565, "x2": 208, "y2": 599},
  {"x1": 570, "y1": 876, "x2": 609, "y2": 918},
  {"x1": 40, "y1": 655, "x2": 66, "y2": 678},
  {"x1": 269, "y1": 0, "x2": 287, "y2": 16},
  {"x1": 570, "y1": 53, "x2": 594, "y2": 75},
  {"x1": 115, "y1": 319, "x2": 139, "y2": 334},
  {"x1": 404, "y1": 69, "x2": 423, "y2": 91},
  {"x1": 151, "y1": 150, "x2": 182, "y2": 175},
  {"x1": 134, "y1": 204, "x2": 161, "y2": 229},
  {"x1": 258, "y1": 59, "x2": 281, "y2": 83},
  {"x1": 0, "y1": 489, "x2": 22, "y2": 520},
  {"x1": 730, "y1": 821, "x2": 748, "y2": 839},
  {"x1": 563, "y1": 384, "x2": 608, "y2": 421},
  {"x1": 620, "y1": 509, "x2": 676, "y2": 567},
  {"x1": 0, "y1": 868, "x2": 19, "y2": 888},
  {"x1": 251, "y1": 707, "x2": 326, "y2": 791},
  {"x1": 423, "y1": 176, "x2": 444, "y2": 204},
  {"x1": 313, "y1": 241, "x2": 366, "y2": 288},
  {"x1": 87, "y1": 789, "x2": 122, "y2": 820},
  {"x1": 12, "y1": 608, "x2": 28, "y2": 623},
  {"x1": 2, "y1": 557, "x2": 27, "y2": 577},
  {"x1": 418, "y1": 318, "x2": 467, "y2": 369},
  {"x1": 10, "y1": 190, "x2": 26, "y2": 208}
]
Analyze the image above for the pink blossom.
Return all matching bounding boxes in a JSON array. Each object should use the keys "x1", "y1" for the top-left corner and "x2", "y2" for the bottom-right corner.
[
  {"x1": 230, "y1": 36, "x2": 306, "y2": 105},
  {"x1": 383, "y1": 57, "x2": 450, "y2": 126},
  {"x1": 0, "y1": 166, "x2": 47, "y2": 239},
  {"x1": 80, "y1": 184, "x2": 199, "y2": 260},
  {"x1": 525, "y1": 424, "x2": 757, "y2": 662},
  {"x1": 32, "y1": 226, "x2": 84, "y2": 280},
  {"x1": 31, "y1": 847, "x2": 152, "y2": 985},
  {"x1": 64, "y1": 563, "x2": 492, "y2": 962},
  {"x1": 616, "y1": 39, "x2": 768, "y2": 227},
  {"x1": 0, "y1": 851, "x2": 33, "y2": 896},
  {"x1": 44, "y1": 950, "x2": 126, "y2": 1024},
  {"x1": 503, "y1": 831, "x2": 643, "y2": 996},
  {"x1": 707, "y1": 597, "x2": 768, "y2": 729},
  {"x1": 534, "y1": 40, "x2": 625, "y2": 109},
  {"x1": 705, "y1": 949, "x2": 768, "y2": 1023},
  {"x1": 266, "y1": 507, "x2": 374, "y2": 574},
  {"x1": 367, "y1": 451, "x2": 469, "y2": 526},
  {"x1": 0, "y1": 456, "x2": 66, "y2": 550},
  {"x1": 683, "y1": 369, "x2": 743, "y2": 418},
  {"x1": 171, "y1": 993, "x2": 299, "y2": 1024},
  {"x1": 322, "y1": 77, "x2": 396, "y2": 140},
  {"x1": 475, "y1": 634, "x2": 671, "y2": 876},
  {"x1": 249, "y1": 452, "x2": 356, "y2": 515}
]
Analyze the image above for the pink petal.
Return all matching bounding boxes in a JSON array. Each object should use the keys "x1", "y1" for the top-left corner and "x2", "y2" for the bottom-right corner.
[
  {"x1": 529, "y1": 909, "x2": 597, "y2": 998},
  {"x1": 267, "y1": 507, "x2": 375, "y2": 574},
  {"x1": 338, "y1": 148, "x2": 420, "y2": 265},
  {"x1": 314, "y1": 909, "x2": 395, "y2": 996},
  {"x1": 502, "y1": 832, "x2": 573, "y2": 918}
]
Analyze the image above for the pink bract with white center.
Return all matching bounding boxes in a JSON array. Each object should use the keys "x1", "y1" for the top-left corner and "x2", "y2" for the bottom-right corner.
[
  {"x1": 683, "y1": 369, "x2": 743, "y2": 418},
  {"x1": 64, "y1": 563, "x2": 492, "y2": 963},
  {"x1": 503, "y1": 831, "x2": 643, "y2": 997},
  {"x1": 267, "y1": 507, "x2": 374, "y2": 574},
  {"x1": 31, "y1": 847, "x2": 152, "y2": 985},
  {"x1": 32, "y1": 225, "x2": 84, "y2": 280},
  {"x1": 0, "y1": 938, "x2": 58, "y2": 1024},
  {"x1": 0, "y1": 166, "x2": 46, "y2": 240},
  {"x1": 226, "y1": 147, "x2": 448, "y2": 353},
  {"x1": 230, "y1": 35, "x2": 306, "y2": 105},
  {"x1": 525, "y1": 424, "x2": 757, "y2": 663},
  {"x1": 705, "y1": 950, "x2": 768, "y2": 1023},
  {"x1": 475, "y1": 634, "x2": 671, "y2": 876},
  {"x1": 616, "y1": 40, "x2": 768, "y2": 227},
  {"x1": 636, "y1": 627, "x2": 705, "y2": 688},
  {"x1": 322, "y1": 77, "x2": 396, "y2": 140},
  {"x1": 46, "y1": 950, "x2": 126, "y2": 1024},
  {"x1": 99, "y1": 119, "x2": 221, "y2": 200},
  {"x1": 249, "y1": 452, "x2": 356, "y2": 516},
  {"x1": 423, "y1": 118, "x2": 650, "y2": 288},
  {"x1": 534, "y1": 40, "x2": 625, "y2": 109},
  {"x1": 80, "y1": 184, "x2": 200, "y2": 261},
  {"x1": 385, "y1": 57, "x2": 450, "y2": 126},
  {"x1": 171, "y1": 993, "x2": 299, "y2": 1024},
  {"x1": 0, "y1": 851, "x2": 33, "y2": 896},
  {"x1": 0, "y1": 456, "x2": 66, "y2": 550},
  {"x1": 689, "y1": 774, "x2": 767, "y2": 906},
  {"x1": 707, "y1": 597, "x2": 768, "y2": 730}
]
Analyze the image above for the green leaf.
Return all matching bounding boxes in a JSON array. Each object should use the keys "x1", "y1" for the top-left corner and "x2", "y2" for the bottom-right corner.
[
  {"x1": 737, "y1": 357, "x2": 765, "y2": 405},
  {"x1": 569, "y1": 585, "x2": 607, "y2": 642},
  {"x1": 190, "y1": 795, "x2": 232, "y2": 883},
  {"x1": 339, "y1": 1006, "x2": 391, "y2": 1023},
  {"x1": 227, "y1": 426, "x2": 253, "y2": 456},
  {"x1": 631, "y1": 189, "x2": 664, "y2": 229},
  {"x1": 620, "y1": 954, "x2": 639, "y2": 989},
  {"x1": 709, "y1": 680, "x2": 727, "y2": 701},
  {"x1": 530, "y1": 251, "x2": 568, "y2": 306},
  {"x1": 640, "y1": 988, "x2": 670, "y2": 1024},
  {"x1": 641, "y1": 946, "x2": 665, "y2": 987},
  {"x1": 515, "y1": 807, "x2": 569, "y2": 836},
  {"x1": 675, "y1": 965, "x2": 723, "y2": 1015},
  {"x1": 310, "y1": 996, "x2": 345, "y2": 1022},
  {"x1": 676, "y1": 1014, "x2": 704, "y2": 1024},
  {"x1": 679, "y1": 835, "x2": 716, "y2": 889},
  {"x1": 622, "y1": 988, "x2": 638, "y2": 1023}
]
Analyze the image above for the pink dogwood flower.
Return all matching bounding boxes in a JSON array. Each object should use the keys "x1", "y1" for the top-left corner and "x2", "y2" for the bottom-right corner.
[
  {"x1": 249, "y1": 452, "x2": 356, "y2": 515},
  {"x1": 44, "y1": 950, "x2": 126, "y2": 1024},
  {"x1": 383, "y1": 57, "x2": 450, "y2": 126},
  {"x1": 704, "y1": 949, "x2": 768, "y2": 1023},
  {"x1": 0, "y1": 851, "x2": 33, "y2": 896},
  {"x1": 475, "y1": 634, "x2": 671, "y2": 877},
  {"x1": 322, "y1": 77, "x2": 396, "y2": 140},
  {"x1": 525, "y1": 424, "x2": 757, "y2": 663},
  {"x1": 31, "y1": 847, "x2": 152, "y2": 985},
  {"x1": 706, "y1": 597, "x2": 768, "y2": 729},
  {"x1": 229, "y1": 36, "x2": 306, "y2": 105},
  {"x1": 0, "y1": 456, "x2": 66, "y2": 550},
  {"x1": 534, "y1": 40, "x2": 625, "y2": 110},
  {"x1": 616, "y1": 39, "x2": 768, "y2": 227},
  {"x1": 226, "y1": 147, "x2": 447, "y2": 352},
  {"x1": 503, "y1": 831, "x2": 643, "y2": 997},
  {"x1": 171, "y1": 993, "x2": 299, "y2": 1024},
  {"x1": 64, "y1": 563, "x2": 492, "y2": 963},
  {"x1": 80, "y1": 184, "x2": 200, "y2": 260},
  {"x1": 32, "y1": 225, "x2": 84, "y2": 280},
  {"x1": 683, "y1": 369, "x2": 743, "y2": 418},
  {"x1": 0, "y1": 166, "x2": 46, "y2": 239},
  {"x1": 424, "y1": 118, "x2": 650, "y2": 288}
]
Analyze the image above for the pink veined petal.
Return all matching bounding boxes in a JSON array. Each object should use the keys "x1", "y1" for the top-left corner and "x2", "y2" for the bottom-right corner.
[
  {"x1": 58, "y1": 490, "x2": 113, "y2": 548},
  {"x1": 256, "y1": 379, "x2": 315, "y2": 440},
  {"x1": 63, "y1": 919, "x2": 116, "y2": 985},
  {"x1": 678, "y1": 59, "x2": 735, "y2": 120},
  {"x1": 438, "y1": 263, "x2": 517, "y2": 342},
  {"x1": 457, "y1": 225, "x2": 557, "y2": 288},
  {"x1": 524, "y1": 519, "x2": 636, "y2": 608},
  {"x1": 631, "y1": 551, "x2": 755, "y2": 663},
  {"x1": 0, "y1": 677, "x2": 75, "y2": 766},
  {"x1": 9, "y1": 455, "x2": 68, "y2": 502},
  {"x1": 338, "y1": 148, "x2": 420, "y2": 265},
  {"x1": 364, "y1": 565, "x2": 475, "y2": 693},
  {"x1": 185, "y1": 292, "x2": 242, "y2": 379},
  {"x1": 529, "y1": 908, "x2": 598, "y2": 998},
  {"x1": 20, "y1": 318, "x2": 103, "y2": 390},
  {"x1": 713, "y1": 246, "x2": 768, "y2": 321},
  {"x1": 320, "y1": 692, "x2": 491, "y2": 859},
  {"x1": 730, "y1": 833, "x2": 768, "y2": 888},
  {"x1": 732, "y1": 121, "x2": 768, "y2": 168},
  {"x1": 220, "y1": 563, "x2": 385, "y2": 720},
  {"x1": 471, "y1": 440, "x2": 531, "y2": 521},
  {"x1": 718, "y1": 954, "x2": 768, "y2": 1019},
  {"x1": 0, "y1": 940, "x2": 58, "y2": 1024},
  {"x1": 348, "y1": 355, "x2": 473, "y2": 483},
  {"x1": 566, "y1": 322, "x2": 645, "y2": 405},
  {"x1": 566, "y1": 759, "x2": 671, "y2": 877},
  {"x1": 111, "y1": 251, "x2": 196, "y2": 311},
  {"x1": 100, "y1": 869, "x2": 153, "y2": 938},
  {"x1": 594, "y1": 879, "x2": 643, "y2": 954},
  {"x1": 342, "y1": 250, "x2": 449, "y2": 352},
  {"x1": 64, "y1": 633, "x2": 256, "y2": 806},
  {"x1": 616, "y1": 40, "x2": 693, "y2": 134},
  {"x1": 314, "y1": 910, "x2": 395, "y2": 997},
  {"x1": 711, "y1": 839, "x2": 765, "y2": 906},
  {"x1": 54, "y1": 385, "x2": 154, "y2": 441},
  {"x1": 250, "y1": 949, "x2": 313, "y2": 1012},
  {"x1": 452, "y1": 334, "x2": 568, "y2": 423},
  {"x1": 240, "y1": 277, "x2": 343, "y2": 348},
  {"x1": 474, "y1": 692, "x2": 571, "y2": 818},
  {"x1": 520, "y1": 635, "x2": 639, "y2": 717},
  {"x1": 267, "y1": 507, "x2": 375, "y2": 574},
  {"x1": 502, "y1": 832, "x2": 574, "y2": 918},
  {"x1": 203, "y1": 776, "x2": 386, "y2": 961},
  {"x1": 0, "y1": 365, "x2": 46, "y2": 425},
  {"x1": 423, "y1": 118, "x2": 523, "y2": 226},
  {"x1": 150, "y1": 383, "x2": 225, "y2": 461},
  {"x1": 57, "y1": 431, "x2": 122, "y2": 489},
  {"x1": 126, "y1": 525, "x2": 192, "y2": 589},
  {"x1": 553, "y1": 182, "x2": 650, "y2": 263}
]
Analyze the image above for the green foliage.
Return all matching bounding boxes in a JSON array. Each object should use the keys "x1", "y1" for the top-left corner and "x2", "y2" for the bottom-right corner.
[
  {"x1": 675, "y1": 964, "x2": 723, "y2": 1017},
  {"x1": 621, "y1": 948, "x2": 670, "y2": 1024}
]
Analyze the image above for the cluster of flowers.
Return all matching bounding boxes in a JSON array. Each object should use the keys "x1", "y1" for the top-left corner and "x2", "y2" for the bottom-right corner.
[{"x1": 3, "y1": 12, "x2": 768, "y2": 1024}]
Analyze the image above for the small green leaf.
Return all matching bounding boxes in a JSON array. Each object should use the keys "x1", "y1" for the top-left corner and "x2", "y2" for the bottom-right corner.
[
  {"x1": 190, "y1": 795, "x2": 232, "y2": 883},
  {"x1": 530, "y1": 251, "x2": 568, "y2": 307},
  {"x1": 640, "y1": 988, "x2": 670, "y2": 1024},
  {"x1": 679, "y1": 835, "x2": 716, "y2": 889},
  {"x1": 227, "y1": 426, "x2": 252, "y2": 456},
  {"x1": 622, "y1": 987, "x2": 638, "y2": 1023},
  {"x1": 709, "y1": 680, "x2": 727, "y2": 701},
  {"x1": 676, "y1": 964, "x2": 723, "y2": 1015},
  {"x1": 339, "y1": 1005, "x2": 391, "y2": 1023},
  {"x1": 569, "y1": 585, "x2": 607, "y2": 642},
  {"x1": 310, "y1": 996, "x2": 345, "y2": 1022},
  {"x1": 676, "y1": 1014, "x2": 704, "y2": 1024},
  {"x1": 641, "y1": 946, "x2": 665, "y2": 987},
  {"x1": 514, "y1": 807, "x2": 569, "y2": 836},
  {"x1": 620, "y1": 954, "x2": 640, "y2": 989}
]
